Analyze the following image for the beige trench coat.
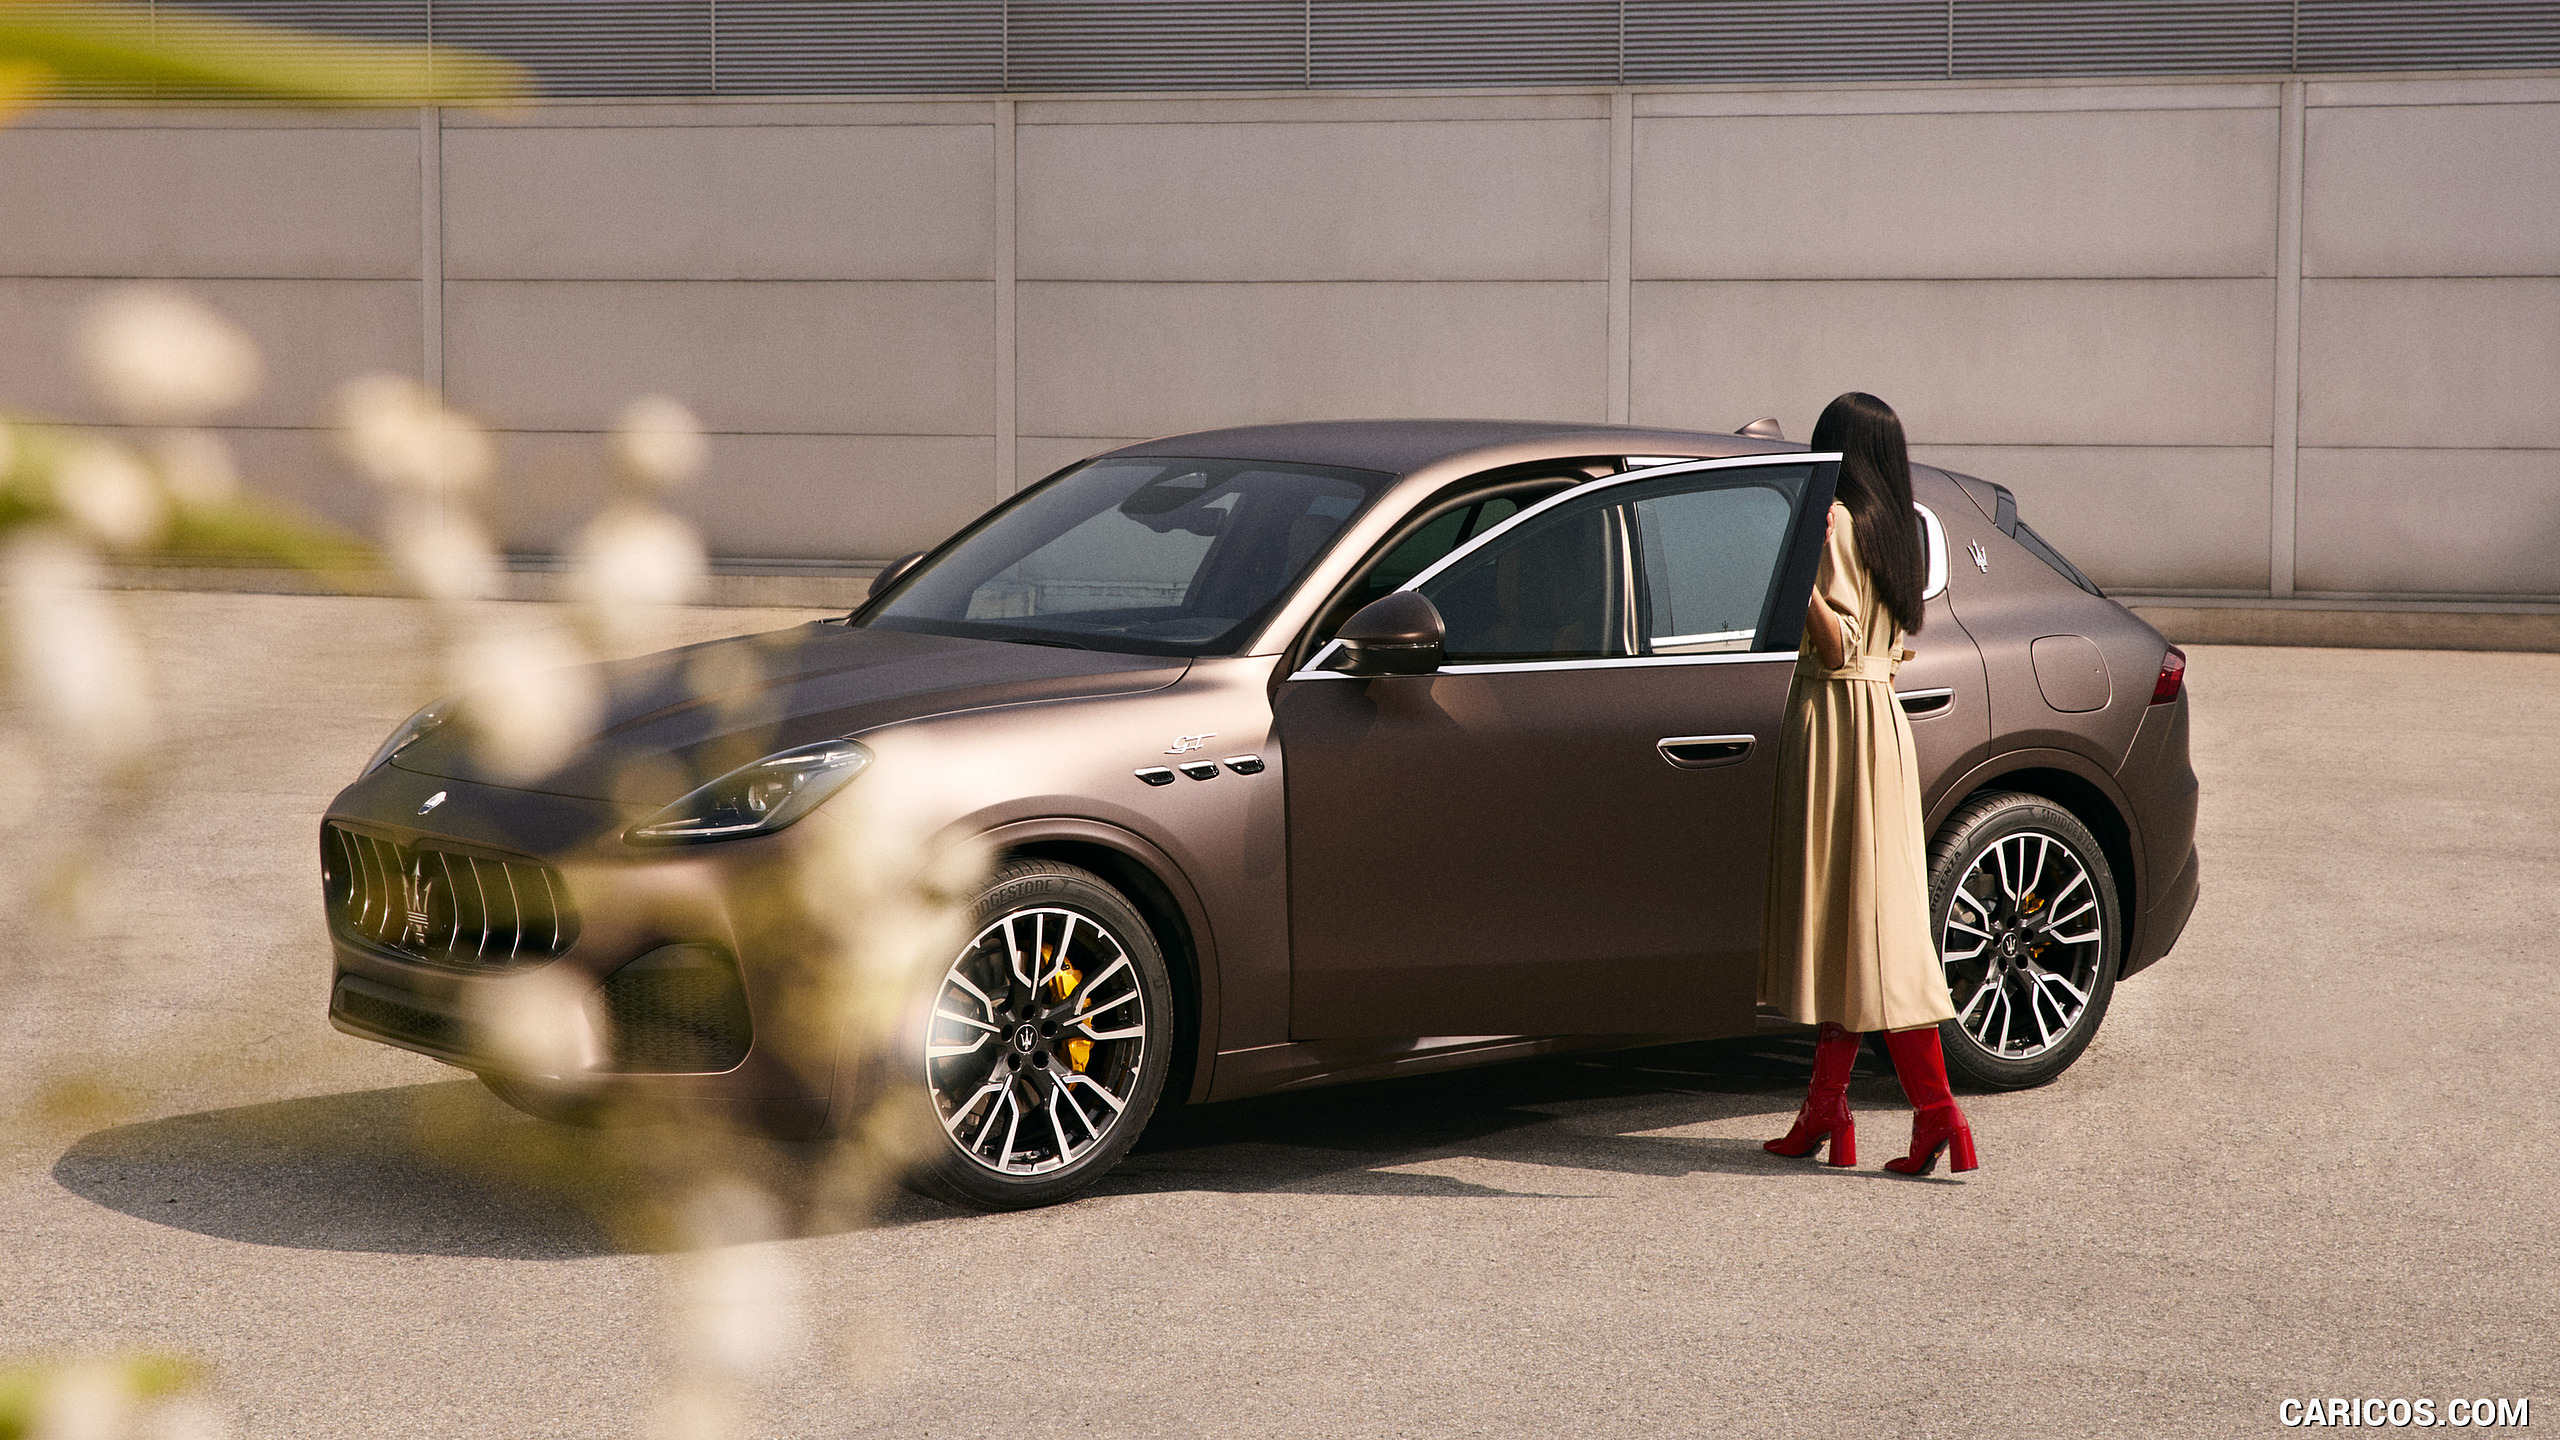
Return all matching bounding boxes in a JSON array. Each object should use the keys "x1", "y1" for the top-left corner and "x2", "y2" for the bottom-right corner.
[{"x1": 1757, "y1": 502, "x2": 1959, "y2": 1033}]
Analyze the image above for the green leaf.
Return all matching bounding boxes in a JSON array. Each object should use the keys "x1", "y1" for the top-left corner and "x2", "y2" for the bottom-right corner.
[
  {"x1": 0, "y1": 2, "x2": 526, "y2": 106},
  {"x1": 159, "y1": 492, "x2": 375, "y2": 574}
]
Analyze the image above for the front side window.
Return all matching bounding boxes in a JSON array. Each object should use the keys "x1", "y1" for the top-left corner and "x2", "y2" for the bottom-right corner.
[
  {"x1": 1413, "y1": 463, "x2": 1817, "y2": 666},
  {"x1": 864, "y1": 456, "x2": 1392, "y2": 656}
]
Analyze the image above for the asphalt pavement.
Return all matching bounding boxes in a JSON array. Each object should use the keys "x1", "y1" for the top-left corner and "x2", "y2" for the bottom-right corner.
[{"x1": 3, "y1": 592, "x2": 2553, "y2": 1439}]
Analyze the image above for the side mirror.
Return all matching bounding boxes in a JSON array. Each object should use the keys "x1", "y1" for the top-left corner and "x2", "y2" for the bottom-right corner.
[
  {"x1": 1330, "y1": 592, "x2": 1444, "y2": 677},
  {"x1": 868, "y1": 550, "x2": 927, "y2": 599}
]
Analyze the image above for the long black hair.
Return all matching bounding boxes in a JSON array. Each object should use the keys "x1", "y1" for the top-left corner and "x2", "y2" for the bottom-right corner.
[{"x1": 1810, "y1": 391, "x2": 1924, "y2": 637}]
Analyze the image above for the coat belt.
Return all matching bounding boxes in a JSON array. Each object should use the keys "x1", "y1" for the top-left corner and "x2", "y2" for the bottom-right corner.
[{"x1": 1795, "y1": 654, "x2": 1904, "y2": 683}]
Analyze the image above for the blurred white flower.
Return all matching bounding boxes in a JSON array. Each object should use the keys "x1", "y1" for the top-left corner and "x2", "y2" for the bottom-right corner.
[
  {"x1": 75, "y1": 284, "x2": 263, "y2": 425},
  {"x1": 613, "y1": 395, "x2": 709, "y2": 492},
  {"x1": 672, "y1": 1181, "x2": 802, "y2": 1378},
  {"x1": 449, "y1": 625, "x2": 600, "y2": 783},
  {"x1": 570, "y1": 504, "x2": 706, "y2": 636},
  {"x1": 382, "y1": 499, "x2": 497, "y2": 605},
  {"x1": 28, "y1": 1359, "x2": 130, "y2": 1440},
  {"x1": 4, "y1": 532, "x2": 152, "y2": 761},
  {"x1": 471, "y1": 963, "x2": 604, "y2": 1077},
  {"x1": 334, "y1": 374, "x2": 492, "y2": 498},
  {"x1": 151, "y1": 430, "x2": 241, "y2": 507},
  {"x1": 54, "y1": 439, "x2": 168, "y2": 550}
]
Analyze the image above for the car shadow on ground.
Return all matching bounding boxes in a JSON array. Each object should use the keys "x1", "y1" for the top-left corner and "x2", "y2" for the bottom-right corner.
[
  {"x1": 51, "y1": 1032, "x2": 1919, "y2": 1258},
  {"x1": 1106, "y1": 1033, "x2": 1922, "y2": 1199}
]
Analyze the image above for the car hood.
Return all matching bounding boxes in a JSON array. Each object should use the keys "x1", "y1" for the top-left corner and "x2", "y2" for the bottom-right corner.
[{"x1": 390, "y1": 622, "x2": 1189, "y2": 804}]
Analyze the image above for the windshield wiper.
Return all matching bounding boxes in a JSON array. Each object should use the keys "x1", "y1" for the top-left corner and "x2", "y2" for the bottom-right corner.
[{"x1": 1004, "y1": 636, "x2": 1090, "y2": 650}]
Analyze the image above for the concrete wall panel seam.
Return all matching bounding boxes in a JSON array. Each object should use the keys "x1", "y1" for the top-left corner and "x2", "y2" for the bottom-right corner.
[
  {"x1": 2271, "y1": 80, "x2": 2304, "y2": 596},
  {"x1": 1607, "y1": 89, "x2": 1632, "y2": 426},
  {"x1": 996, "y1": 98, "x2": 1018, "y2": 500}
]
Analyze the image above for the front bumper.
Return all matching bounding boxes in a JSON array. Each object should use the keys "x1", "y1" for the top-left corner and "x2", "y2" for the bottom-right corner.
[{"x1": 322, "y1": 762, "x2": 836, "y2": 1137}]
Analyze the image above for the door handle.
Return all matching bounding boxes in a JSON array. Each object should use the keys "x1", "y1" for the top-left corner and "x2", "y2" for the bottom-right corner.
[
  {"x1": 1896, "y1": 687, "x2": 1955, "y2": 718},
  {"x1": 1658, "y1": 734, "x2": 1754, "y2": 769}
]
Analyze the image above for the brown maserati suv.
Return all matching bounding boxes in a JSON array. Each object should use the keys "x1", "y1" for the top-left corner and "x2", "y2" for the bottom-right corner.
[{"x1": 323, "y1": 420, "x2": 2200, "y2": 1208}]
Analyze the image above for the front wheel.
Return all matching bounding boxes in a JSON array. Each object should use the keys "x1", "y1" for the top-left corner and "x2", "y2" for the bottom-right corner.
[
  {"x1": 1925, "y1": 791, "x2": 2122, "y2": 1090},
  {"x1": 900, "y1": 859, "x2": 1175, "y2": 1211}
]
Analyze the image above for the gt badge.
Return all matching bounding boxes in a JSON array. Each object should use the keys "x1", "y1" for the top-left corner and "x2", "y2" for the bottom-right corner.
[
  {"x1": 1165, "y1": 733, "x2": 1216, "y2": 754},
  {"x1": 418, "y1": 790, "x2": 448, "y2": 815}
]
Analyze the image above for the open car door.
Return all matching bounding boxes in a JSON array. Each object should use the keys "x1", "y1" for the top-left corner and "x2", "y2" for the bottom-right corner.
[{"x1": 1276, "y1": 454, "x2": 1840, "y2": 1038}]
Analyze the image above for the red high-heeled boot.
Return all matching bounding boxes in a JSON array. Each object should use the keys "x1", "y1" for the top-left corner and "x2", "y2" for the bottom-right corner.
[
  {"x1": 1880, "y1": 1025, "x2": 1978, "y2": 1176},
  {"x1": 1764, "y1": 1022, "x2": 1861, "y2": 1166}
]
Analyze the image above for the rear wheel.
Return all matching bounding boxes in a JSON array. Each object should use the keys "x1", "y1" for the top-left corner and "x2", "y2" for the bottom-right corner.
[
  {"x1": 901, "y1": 859, "x2": 1174, "y2": 1211},
  {"x1": 1925, "y1": 791, "x2": 2122, "y2": 1090}
]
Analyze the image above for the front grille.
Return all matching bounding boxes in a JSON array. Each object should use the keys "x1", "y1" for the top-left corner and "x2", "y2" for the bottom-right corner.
[
  {"x1": 597, "y1": 945, "x2": 753, "y2": 1073},
  {"x1": 323, "y1": 822, "x2": 579, "y2": 970}
]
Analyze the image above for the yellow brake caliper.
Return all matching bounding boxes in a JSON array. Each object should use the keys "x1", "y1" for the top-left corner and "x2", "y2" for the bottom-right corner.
[
  {"x1": 2021, "y1": 891, "x2": 2046, "y2": 960},
  {"x1": 1046, "y1": 952, "x2": 1091, "y2": 1072}
]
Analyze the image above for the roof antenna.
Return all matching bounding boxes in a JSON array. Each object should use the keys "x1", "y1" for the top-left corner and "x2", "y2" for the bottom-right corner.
[{"x1": 1738, "y1": 417, "x2": 1784, "y2": 440}]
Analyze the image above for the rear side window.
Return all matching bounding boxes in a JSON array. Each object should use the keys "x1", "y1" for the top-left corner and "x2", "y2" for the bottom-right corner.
[
  {"x1": 2013, "y1": 520, "x2": 2103, "y2": 597},
  {"x1": 1970, "y1": 475, "x2": 2105, "y2": 598}
]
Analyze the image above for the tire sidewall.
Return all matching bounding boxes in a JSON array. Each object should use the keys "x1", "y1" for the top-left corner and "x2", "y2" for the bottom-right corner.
[
  {"x1": 1927, "y1": 793, "x2": 2122, "y2": 1091},
  {"x1": 900, "y1": 859, "x2": 1175, "y2": 1211}
]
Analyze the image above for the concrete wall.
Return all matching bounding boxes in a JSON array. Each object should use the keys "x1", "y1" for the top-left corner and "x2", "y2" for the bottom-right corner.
[{"x1": 4, "y1": 71, "x2": 2556, "y2": 601}]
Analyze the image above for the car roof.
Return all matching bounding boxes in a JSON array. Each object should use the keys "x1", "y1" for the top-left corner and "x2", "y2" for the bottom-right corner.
[{"x1": 1107, "y1": 419, "x2": 1801, "y2": 476}]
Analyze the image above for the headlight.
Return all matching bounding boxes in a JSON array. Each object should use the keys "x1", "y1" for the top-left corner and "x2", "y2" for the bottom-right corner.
[
  {"x1": 624, "y1": 739, "x2": 872, "y2": 845},
  {"x1": 361, "y1": 694, "x2": 458, "y2": 779}
]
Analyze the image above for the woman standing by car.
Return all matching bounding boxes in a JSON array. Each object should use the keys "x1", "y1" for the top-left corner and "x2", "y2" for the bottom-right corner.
[{"x1": 1760, "y1": 392, "x2": 1978, "y2": 1176}]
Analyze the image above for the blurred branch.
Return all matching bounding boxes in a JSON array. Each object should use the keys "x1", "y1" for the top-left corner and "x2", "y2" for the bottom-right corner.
[{"x1": 0, "y1": 1, "x2": 528, "y2": 107}]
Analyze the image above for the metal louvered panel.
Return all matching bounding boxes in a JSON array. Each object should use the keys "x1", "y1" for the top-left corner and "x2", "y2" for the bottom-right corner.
[
  {"x1": 715, "y1": 1, "x2": 1002, "y2": 94},
  {"x1": 431, "y1": 0, "x2": 711, "y2": 97},
  {"x1": 1008, "y1": 0, "x2": 1309, "y2": 91},
  {"x1": 1628, "y1": 1, "x2": 1950, "y2": 83},
  {"x1": 1956, "y1": 1, "x2": 2295, "y2": 78},
  {"x1": 2299, "y1": 0, "x2": 2560, "y2": 72},
  {"x1": 23, "y1": 3, "x2": 2560, "y2": 100},
  {"x1": 163, "y1": 0, "x2": 435, "y2": 99},
  {"x1": 1313, "y1": 1, "x2": 1621, "y2": 88},
  {"x1": 19, "y1": 1, "x2": 159, "y2": 100},
  {"x1": 188, "y1": 0, "x2": 430, "y2": 44}
]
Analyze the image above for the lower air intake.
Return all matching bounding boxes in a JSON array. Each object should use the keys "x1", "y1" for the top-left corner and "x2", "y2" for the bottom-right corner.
[{"x1": 595, "y1": 945, "x2": 754, "y2": 1074}]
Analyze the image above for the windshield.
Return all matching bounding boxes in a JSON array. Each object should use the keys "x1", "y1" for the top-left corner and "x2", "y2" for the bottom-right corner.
[{"x1": 860, "y1": 455, "x2": 1395, "y2": 656}]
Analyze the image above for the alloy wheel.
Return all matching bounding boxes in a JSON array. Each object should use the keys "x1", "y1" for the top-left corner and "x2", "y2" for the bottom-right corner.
[
  {"x1": 925, "y1": 906, "x2": 1150, "y2": 1176},
  {"x1": 1937, "y1": 831, "x2": 2108, "y2": 1061}
]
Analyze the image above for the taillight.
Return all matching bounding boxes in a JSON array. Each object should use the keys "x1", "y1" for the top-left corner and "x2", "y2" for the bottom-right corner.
[{"x1": 2150, "y1": 645, "x2": 2187, "y2": 705}]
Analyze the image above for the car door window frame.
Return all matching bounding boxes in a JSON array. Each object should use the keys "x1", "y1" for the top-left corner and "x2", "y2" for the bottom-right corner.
[
  {"x1": 1291, "y1": 452, "x2": 1843, "y2": 681},
  {"x1": 1284, "y1": 468, "x2": 1604, "y2": 672}
]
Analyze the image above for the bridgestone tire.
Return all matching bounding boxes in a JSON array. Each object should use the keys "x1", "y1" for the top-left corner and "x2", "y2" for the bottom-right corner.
[
  {"x1": 900, "y1": 859, "x2": 1175, "y2": 1212},
  {"x1": 1923, "y1": 791, "x2": 2123, "y2": 1091}
]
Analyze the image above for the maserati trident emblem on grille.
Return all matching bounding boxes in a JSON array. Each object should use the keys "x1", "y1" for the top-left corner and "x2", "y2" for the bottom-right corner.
[
  {"x1": 400, "y1": 857, "x2": 434, "y2": 946},
  {"x1": 418, "y1": 791, "x2": 447, "y2": 815}
]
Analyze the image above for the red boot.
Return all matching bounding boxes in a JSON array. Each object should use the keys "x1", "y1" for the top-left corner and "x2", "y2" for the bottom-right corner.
[
  {"x1": 1765, "y1": 1022, "x2": 1861, "y2": 1166},
  {"x1": 1881, "y1": 1026, "x2": 1979, "y2": 1176}
]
